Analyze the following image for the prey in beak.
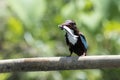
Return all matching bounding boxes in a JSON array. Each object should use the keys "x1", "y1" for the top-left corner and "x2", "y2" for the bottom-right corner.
[{"x1": 59, "y1": 25, "x2": 78, "y2": 38}]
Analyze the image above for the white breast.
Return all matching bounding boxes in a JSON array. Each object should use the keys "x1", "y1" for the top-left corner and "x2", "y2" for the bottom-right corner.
[
  {"x1": 62, "y1": 25, "x2": 78, "y2": 45},
  {"x1": 67, "y1": 32, "x2": 78, "y2": 45}
]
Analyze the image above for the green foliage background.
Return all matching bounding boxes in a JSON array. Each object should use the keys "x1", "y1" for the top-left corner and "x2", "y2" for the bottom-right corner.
[{"x1": 0, "y1": 0, "x2": 120, "y2": 80}]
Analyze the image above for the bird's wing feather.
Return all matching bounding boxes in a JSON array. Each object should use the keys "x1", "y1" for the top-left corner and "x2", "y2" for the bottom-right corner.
[{"x1": 80, "y1": 35, "x2": 88, "y2": 49}]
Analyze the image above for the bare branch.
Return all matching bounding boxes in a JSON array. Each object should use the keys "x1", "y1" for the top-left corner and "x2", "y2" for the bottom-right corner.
[{"x1": 0, "y1": 55, "x2": 120, "y2": 73}]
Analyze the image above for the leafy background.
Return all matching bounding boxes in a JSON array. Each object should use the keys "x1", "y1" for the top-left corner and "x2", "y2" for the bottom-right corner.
[{"x1": 0, "y1": 0, "x2": 120, "y2": 80}]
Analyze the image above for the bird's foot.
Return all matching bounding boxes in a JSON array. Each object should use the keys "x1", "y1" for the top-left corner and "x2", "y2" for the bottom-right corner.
[{"x1": 81, "y1": 52, "x2": 86, "y2": 56}]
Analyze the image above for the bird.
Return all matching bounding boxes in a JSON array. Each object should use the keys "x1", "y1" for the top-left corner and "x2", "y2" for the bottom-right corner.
[{"x1": 58, "y1": 20, "x2": 88, "y2": 56}]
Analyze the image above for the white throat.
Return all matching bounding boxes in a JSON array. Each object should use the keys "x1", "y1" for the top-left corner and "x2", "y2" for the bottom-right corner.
[{"x1": 63, "y1": 26, "x2": 78, "y2": 45}]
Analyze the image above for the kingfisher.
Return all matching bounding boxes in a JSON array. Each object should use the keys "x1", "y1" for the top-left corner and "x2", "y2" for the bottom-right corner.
[{"x1": 58, "y1": 20, "x2": 88, "y2": 56}]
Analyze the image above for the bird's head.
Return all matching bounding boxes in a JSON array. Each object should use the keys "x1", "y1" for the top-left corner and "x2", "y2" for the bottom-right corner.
[
  {"x1": 58, "y1": 20, "x2": 79, "y2": 35},
  {"x1": 58, "y1": 20, "x2": 76, "y2": 30}
]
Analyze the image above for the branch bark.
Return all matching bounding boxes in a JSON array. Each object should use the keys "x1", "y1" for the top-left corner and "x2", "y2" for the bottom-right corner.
[{"x1": 0, "y1": 55, "x2": 120, "y2": 73}]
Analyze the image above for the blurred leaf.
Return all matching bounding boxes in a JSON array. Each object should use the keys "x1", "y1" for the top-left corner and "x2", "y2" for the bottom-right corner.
[
  {"x1": 8, "y1": 17, "x2": 23, "y2": 36},
  {"x1": 79, "y1": 12, "x2": 102, "y2": 31},
  {"x1": 8, "y1": 0, "x2": 46, "y2": 27},
  {"x1": 0, "y1": 0, "x2": 7, "y2": 17},
  {"x1": 103, "y1": 20, "x2": 120, "y2": 38},
  {"x1": 61, "y1": 1, "x2": 76, "y2": 18}
]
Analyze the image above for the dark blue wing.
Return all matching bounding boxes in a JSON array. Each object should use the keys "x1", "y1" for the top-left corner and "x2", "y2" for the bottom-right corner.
[{"x1": 80, "y1": 35, "x2": 88, "y2": 50}]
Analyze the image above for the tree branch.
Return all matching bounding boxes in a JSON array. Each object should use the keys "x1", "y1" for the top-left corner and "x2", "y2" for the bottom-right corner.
[{"x1": 0, "y1": 55, "x2": 120, "y2": 73}]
